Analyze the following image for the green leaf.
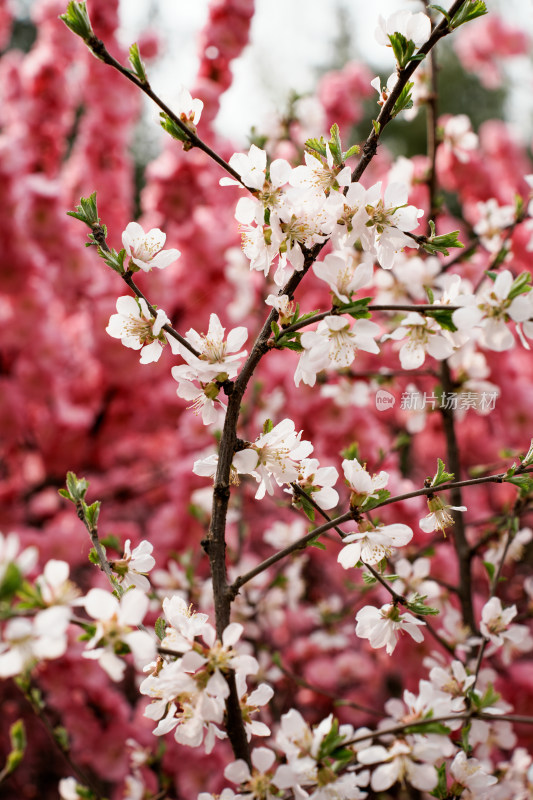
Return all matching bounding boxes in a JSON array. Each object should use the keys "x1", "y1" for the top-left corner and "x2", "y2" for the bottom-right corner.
[
  {"x1": 328, "y1": 123, "x2": 343, "y2": 166},
  {"x1": 388, "y1": 31, "x2": 418, "y2": 70},
  {"x1": 360, "y1": 489, "x2": 391, "y2": 512},
  {"x1": 100, "y1": 535, "x2": 121, "y2": 552},
  {"x1": 296, "y1": 492, "x2": 316, "y2": 522},
  {"x1": 430, "y1": 762, "x2": 448, "y2": 799},
  {"x1": 0, "y1": 563, "x2": 23, "y2": 601},
  {"x1": 128, "y1": 42, "x2": 147, "y2": 83},
  {"x1": 67, "y1": 192, "x2": 100, "y2": 228},
  {"x1": 85, "y1": 501, "x2": 101, "y2": 529},
  {"x1": 362, "y1": 572, "x2": 377, "y2": 585},
  {"x1": 305, "y1": 136, "x2": 328, "y2": 159},
  {"x1": 504, "y1": 473, "x2": 533, "y2": 496},
  {"x1": 309, "y1": 539, "x2": 326, "y2": 550},
  {"x1": 372, "y1": 119, "x2": 380, "y2": 135},
  {"x1": 9, "y1": 720, "x2": 26, "y2": 753},
  {"x1": 431, "y1": 458, "x2": 454, "y2": 487},
  {"x1": 271, "y1": 320, "x2": 280, "y2": 338},
  {"x1": 341, "y1": 443, "x2": 359, "y2": 462},
  {"x1": 154, "y1": 616, "x2": 167, "y2": 641},
  {"x1": 262, "y1": 419, "x2": 274, "y2": 434},
  {"x1": 508, "y1": 271, "x2": 532, "y2": 301},
  {"x1": 276, "y1": 338, "x2": 304, "y2": 352},
  {"x1": 392, "y1": 82, "x2": 414, "y2": 117},
  {"x1": 97, "y1": 246, "x2": 126, "y2": 275},
  {"x1": 88, "y1": 547, "x2": 102, "y2": 566},
  {"x1": 59, "y1": 1, "x2": 93, "y2": 41},
  {"x1": 160, "y1": 112, "x2": 192, "y2": 145},
  {"x1": 428, "y1": 5, "x2": 451, "y2": 23},
  {"x1": 404, "y1": 720, "x2": 451, "y2": 735},
  {"x1": 338, "y1": 297, "x2": 372, "y2": 320},
  {"x1": 483, "y1": 561, "x2": 496, "y2": 582},
  {"x1": 450, "y1": 0, "x2": 488, "y2": 29},
  {"x1": 53, "y1": 725, "x2": 69, "y2": 751},
  {"x1": 407, "y1": 599, "x2": 440, "y2": 616},
  {"x1": 65, "y1": 472, "x2": 89, "y2": 502},
  {"x1": 521, "y1": 438, "x2": 533, "y2": 467},
  {"x1": 470, "y1": 683, "x2": 500, "y2": 710},
  {"x1": 420, "y1": 228, "x2": 464, "y2": 257},
  {"x1": 343, "y1": 144, "x2": 360, "y2": 160},
  {"x1": 317, "y1": 718, "x2": 345, "y2": 760},
  {"x1": 460, "y1": 721, "x2": 472, "y2": 753},
  {"x1": 425, "y1": 308, "x2": 458, "y2": 332}
]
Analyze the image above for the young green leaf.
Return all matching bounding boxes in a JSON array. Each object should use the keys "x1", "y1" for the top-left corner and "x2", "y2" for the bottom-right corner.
[
  {"x1": 431, "y1": 458, "x2": 454, "y2": 487},
  {"x1": 59, "y1": 1, "x2": 94, "y2": 41},
  {"x1": 129, "y1": 42, "x2": 147, "y2": 83}
]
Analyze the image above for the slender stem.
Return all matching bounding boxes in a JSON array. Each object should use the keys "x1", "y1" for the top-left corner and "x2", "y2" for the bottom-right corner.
[
  {"x1": 343, "y1": 710, "x2": 533, "y2": 749},
  {"x1": 276, "y1": 304, "x2": 460, "y2": 339},
  {"x1": 230, "y1": 466, "x2": 533, "y2": 593},
  {"x1": 351, "y1": 0, "x2": 470, "y2": 183},
  {"x1": 91, "y1": 226, "x2": 201, "y2": 359},
  {"x1": 74, "y1": 500, "x2": 118, "y2": 589},
  {"x1": 86, "y1": 37, "x2": 250, "y2": 190},
  {"x1": 230, "y1": 510, "x2": 353, "y2": 594}
]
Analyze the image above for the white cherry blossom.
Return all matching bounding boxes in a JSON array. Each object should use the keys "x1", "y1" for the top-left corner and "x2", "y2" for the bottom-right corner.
[
  {"x1": 0, "y1": 606, "x2": 70, "y2": 677},
  {"x1": 355, "y1": 603, "x2": 426, "y2": 654},
  {"x1": 441, "y1": 114, "x2": 478, "y2": 163},
  {"x1": 449, "y1": 751, "x2": 498, "y2": 794},
  {"x1": 0, "y1": 531, "x2": 38, "y2": 584},
  {"x1": 452, "y1": 270, "x2": 531, "y2": 352},
  {"x1": 338, "y1": 522, "x2": 413, "y2": 568},
  {"x1": 375, "y1": 10, "x2": 431, "y2": 49},
  {"x1": 35, "y1": 559, "x2": 81, "y2": 607},
  {"x1": 312, "y1": 249, "x2": 374, "y2": 303},
  {"x1": 176, "y1": 86, "x2": 203, "y2": 132},
  {"x1": 419, "y1": 496, "x2": 467, "y2": 535},
  {"x1": 292, "y1": 458, "x2": 339, "y2": 510},
  {"x1": 359, "y1": 181, "x2": 424, "y2": 269},
  {"x1": 473, "y1": 198, "x2": 515, "y2": 253},
  {"x1": 384, "y1": 311, "x2": 454, "y2": 369},
  {"x1": 480, "y1": 597, "x2": 532, "y2": 654},
  {"x1": 290, "y1": 144, "x2": 351, "y2": 196},
  {"x1": 294, "y1": 316, "x2": 380, "y2": 387},
  {"x1": 106, "y1": 296, "x2": 178, "y2": 364},
  {"x1": 122, "y1": 222, "x2": 180, "y2": 272},
  {"x1": 112, "y1": 539, "x2": 155, "y2": 592},
  {"x1": 82, "y1": 588, "x2": 155, "y2": 680},
  {"x1": 173, "y1": 314, "x2": 248, "y2": 382},
  {"x1": 357, "y1": 738, "x2": 438, "y2": 792},
  {"x1": 342, "y1": 457, "x2": 389, "y2": 502},
  {"x1": 248, "y1": 418, "x2": 314, "y2": 499}
]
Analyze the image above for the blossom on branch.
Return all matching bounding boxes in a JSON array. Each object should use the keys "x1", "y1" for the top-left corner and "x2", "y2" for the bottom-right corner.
[
  {"x1": 122, "y1": 222, "x2": 181, "y2": 272},
  {"x1": 338, "y1": 522, "x2": 413, "y2": 568},
  {"x1": 82, "y1": 588, "x2": 155, "y2": 681},
  {"x1": 106, "y1": 296, "x2": 179, "y2": 363},
  {"x1": 173, "y1": 313, "x2": 248, "y2": 382},
  {"x1": 355, "y1": 603, "x2": 426, "y2": 654},
  {"x1": 111, "y1": 539, "x2": 156, "y2": 592}
]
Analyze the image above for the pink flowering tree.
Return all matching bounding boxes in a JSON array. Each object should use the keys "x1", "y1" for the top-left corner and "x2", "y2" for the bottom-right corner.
[{"x1": 1, "y1": 1, "x2": 533, "y2": 798}]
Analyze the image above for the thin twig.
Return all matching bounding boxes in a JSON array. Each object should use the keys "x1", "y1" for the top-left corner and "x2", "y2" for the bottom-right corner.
[
  {"x1": 91, "y1": 226, "x2": 201, "y2": 359},
  {"x1": 86, "y1": 37, "x2": 250, "y2": 191},
  {"x1": 275, "y1": 303, "x2": 460, "y2": 339}
]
